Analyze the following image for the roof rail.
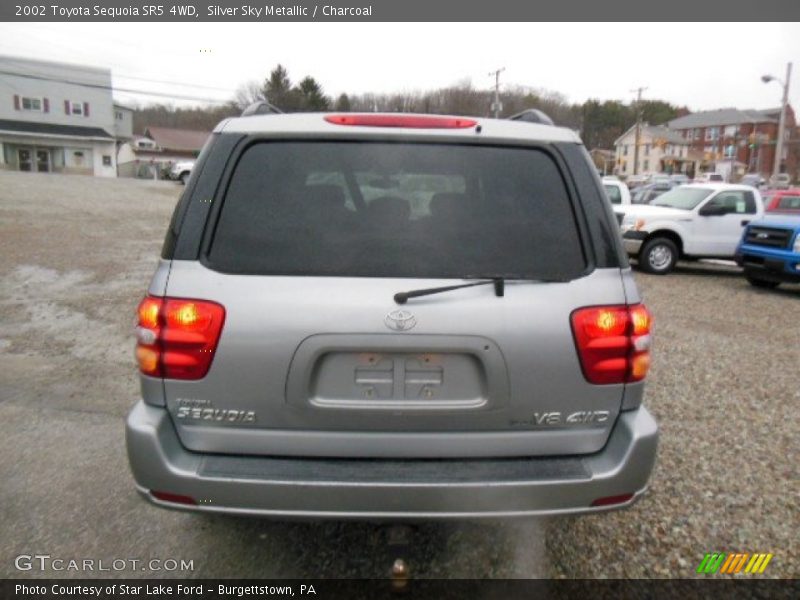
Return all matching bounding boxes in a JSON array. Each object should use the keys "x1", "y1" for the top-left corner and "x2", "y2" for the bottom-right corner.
[
  {"x1": 508, "y1": 109, "x2": 554, "y2": 126},
  {"x1": 241, "y1": 101, "x2": 284, "y2": 117}
]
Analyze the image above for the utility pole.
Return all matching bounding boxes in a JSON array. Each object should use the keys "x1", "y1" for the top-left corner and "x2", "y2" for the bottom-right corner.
[
  {"x1": 631, "y1": 86, "x2": 647, "y2": 176},
  {"x1": 489, "y1": 67, "x2": 505, "y2": 118}
]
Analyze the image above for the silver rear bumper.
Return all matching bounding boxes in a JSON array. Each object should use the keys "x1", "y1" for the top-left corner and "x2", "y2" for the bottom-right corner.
[{"x1": 125, "y1": 401, "x2": 658, "y2": 519}]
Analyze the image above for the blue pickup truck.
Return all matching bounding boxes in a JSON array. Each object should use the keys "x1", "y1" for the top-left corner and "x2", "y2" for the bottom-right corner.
[{"x1": 736, "y1": 214, "x2": 800, "y2": 288}]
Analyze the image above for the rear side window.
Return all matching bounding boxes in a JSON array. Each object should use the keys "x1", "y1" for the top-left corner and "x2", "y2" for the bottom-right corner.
[
  {"x1": 706, "y1": 190, "x2": 756, "y2": 214},
  {"x1": 777, "y1": 195, "x2": 800, "y2": 210},
  {"x1": 207, "y1": 142, "x2": 587, "y2": 280},
  {"x1": 604, "y1": 184, "x2": 622, "y2": 204}
]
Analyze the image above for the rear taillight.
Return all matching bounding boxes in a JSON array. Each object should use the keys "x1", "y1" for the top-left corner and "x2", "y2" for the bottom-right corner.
[
  {"x1": 151, "y1": 490, "x2": 197, "y2": 505},
  {"x1": 570, "y1": 304, "x2": 652, "y2": 385},
  {"x1": 323, "y1": 114, "x2": 478, "y2": 129},
  {"x1": 136, "y1": 296, "x2": 225, "y2": 380},
  {"x1": 590, "y1": 493, "x2": 635, "y2": 507}
]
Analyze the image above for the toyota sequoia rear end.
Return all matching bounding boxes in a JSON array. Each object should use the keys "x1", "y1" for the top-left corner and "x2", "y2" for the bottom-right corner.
[{"x1": 125, "y1": 111, "x2": 659, "y2": 518}]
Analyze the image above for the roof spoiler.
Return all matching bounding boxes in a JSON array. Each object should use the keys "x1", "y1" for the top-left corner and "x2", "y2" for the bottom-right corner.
[
  {"x1": 508, "y1": 109, "x2": 554, "y2": 126},
  {"x1": 241, "y1": 101, "x2": 284, "y2": 117}
]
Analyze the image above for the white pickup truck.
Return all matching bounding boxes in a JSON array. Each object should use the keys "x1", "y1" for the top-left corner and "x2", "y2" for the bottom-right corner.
[{"x1": 615, "y1": 183, "x2": 764, "y2": 274}]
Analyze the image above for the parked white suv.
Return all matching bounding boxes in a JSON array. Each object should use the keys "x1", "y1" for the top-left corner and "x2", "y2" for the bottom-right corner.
[
  {"x1": 694, "y1": 172, "x2": 724, "y2": 184},
  {"x1": 769, "y1": 173, "x2": 791, "y2": 190},
  {"x1": 615, "y1": 183, "x2": 764, "y2": 274}
]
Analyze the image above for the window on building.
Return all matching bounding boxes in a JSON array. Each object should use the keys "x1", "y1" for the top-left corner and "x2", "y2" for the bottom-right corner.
[
  {"x1": 643, "y1": 160, "x2": 649, "y2": 171},
  {"x1": 621, "y1": 163, "x2": 627, "y2": 173},
  {"x1": 644, "y1": 144, "x2": 650, "y2": 155},
  {"x1": 724, "y1": 125, "x2": 738, "y2": 137},
  {"x1": 102, "y1": 155, "x2": 112, "y2": 166},
  {"x1": 623, "y1": 145, "x2": 628, "y2": 156},
  {"x1": 705, "y1": 127, "x2": 719, "y2": 141},
  {"x1": 71, "y1": 102, "x2": 83, "y2": 115},
  {"x1": 115, "y1": 111, "x2": 124, "y2": 120},
  {"x1": 21, "y1": 97, "x2": 43, "y2": 111}
]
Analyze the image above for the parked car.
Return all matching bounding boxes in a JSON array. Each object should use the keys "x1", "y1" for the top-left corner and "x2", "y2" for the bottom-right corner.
[
  {"x1": 669, "y1": 173, "x2": 690, "y2": 186},
  {"x1": 763, "y1": 189, "x2": 800, "y2": 213},
  {"x1": 735, "y1": 214, "x2": 800, "y2": 288},
  {"x1": 769, "y1": 173, "x2": 792, "y2": 190},
  {"x1": 694, "y1": 172, "x2": 724, "y2": 183},
  {"x1": 632, "y1": 183, "x2": 671, "y2": 205},
  {"x1": 740, "y1": 173, "x2": 767, "y2": 190},
  {"x1": 602, "y1": 176, "x2": 632, "y2": 205},
  {"x1": 615, "y1": 183, "x2": 764, "y2": 274},
  {"x1": 169, "y1": 160, "x2": 195, "y2": 185},
  {"x1": 651, "y1": 174, "x2": 673, "y2": 188},
  {"x1": 625, "y1": 174, "x2": 649, "y2": 189},
  {"x1": 126, "y1": 109, "x2": 658, "y2": 519}
]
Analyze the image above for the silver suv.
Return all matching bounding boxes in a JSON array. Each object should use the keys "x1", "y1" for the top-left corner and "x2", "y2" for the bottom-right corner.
[{"x1": 126, "y1": 110, "x2": 658, "y2": 518}]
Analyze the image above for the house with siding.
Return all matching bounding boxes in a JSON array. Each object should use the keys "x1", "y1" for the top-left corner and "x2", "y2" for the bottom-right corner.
[
  {"x1": 117, "y1": 126, "x2": 210, "y2": 178},
  {"x1": 113, "y1": 103, "x2": 134, "y2": 142},
  {"x1": 613, "y1": 124, "x2": 700, "y2": 178},
  {"x1": 0, "y1": 55, "x2": 119, "y2": 176}
]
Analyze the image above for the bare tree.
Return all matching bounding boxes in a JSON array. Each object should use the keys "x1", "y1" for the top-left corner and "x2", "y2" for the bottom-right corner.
[{"x1": 233, "y1": 80, "x2": 265, "y2": 110}]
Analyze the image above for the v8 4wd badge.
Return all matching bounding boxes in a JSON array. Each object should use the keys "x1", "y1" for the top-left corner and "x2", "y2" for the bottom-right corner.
[{"x1": 510, "y1": 410, "x2": 610, "y2": 427}]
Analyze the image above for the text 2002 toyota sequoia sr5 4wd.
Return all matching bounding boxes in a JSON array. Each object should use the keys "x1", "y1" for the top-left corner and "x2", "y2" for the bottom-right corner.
[{"x1": 126, "y1": 108, "x2": 658, "y2": 519}]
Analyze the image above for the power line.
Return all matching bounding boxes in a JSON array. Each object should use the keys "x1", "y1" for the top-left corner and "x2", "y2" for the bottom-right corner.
[
  {"x1": 113, "y1": 72, "x2": 237, "y2": 94},
  {"x1": 1, "y1": 56, "x2": 238, "y2": 94},
  {"x1": 0, "y1": 69, "x2": 231, "y2": 104},
  {"x1": 0, "y1": 56, "x2": 235, "y2": 98}
]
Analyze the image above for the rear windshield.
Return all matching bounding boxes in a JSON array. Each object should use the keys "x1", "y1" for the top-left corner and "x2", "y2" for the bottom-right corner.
[{"x1": 207, "y1": 141, "x2": 586, "y2": 279}]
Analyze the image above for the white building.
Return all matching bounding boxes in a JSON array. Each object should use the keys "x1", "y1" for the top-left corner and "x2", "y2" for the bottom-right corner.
[
  {"x1": 613, "y1": 123, "x2": 699, "y2": 178},
  {"x1": 0, "y1": 55, "x2": 119, "y2": 177}
]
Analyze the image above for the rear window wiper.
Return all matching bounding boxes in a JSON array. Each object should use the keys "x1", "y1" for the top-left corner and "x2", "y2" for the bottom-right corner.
[
  {"x1": 393, "y1": 274, "x2": 572, "y2": 304},
  {"x1": 393, "y1": 278, "x2": 503, "y2": 304}
]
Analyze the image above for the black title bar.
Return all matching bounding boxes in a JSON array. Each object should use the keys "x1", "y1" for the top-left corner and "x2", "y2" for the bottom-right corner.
[
  {"x1": 2, "y1": 0, "x2": 800, "y2": 22},
  {"x1": 3, "y1": 579, "x2": 800, "y2": 600}
]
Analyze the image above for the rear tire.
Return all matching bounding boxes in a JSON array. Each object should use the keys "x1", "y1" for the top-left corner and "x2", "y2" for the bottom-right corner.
[
  {"x1": 179, "y1": 172, "x2": 189, "y2": 185},
  {"x1": 638, "y1": 237, "x2": 678, "y2": 275},
  {"x1": 745, "y1": 274, "x2": 780, "y2": 289}
]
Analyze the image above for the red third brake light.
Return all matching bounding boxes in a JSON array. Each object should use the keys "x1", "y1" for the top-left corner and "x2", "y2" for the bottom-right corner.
[
  {"x1": 570, "y1": 304, "x2": 653, "y2": 385},
  {"x1": 324, "y1": 114, "x2": 478, "y2": 129},
  {"x1": 136, "y1": 296, "x2": 225, "y2": 380}
]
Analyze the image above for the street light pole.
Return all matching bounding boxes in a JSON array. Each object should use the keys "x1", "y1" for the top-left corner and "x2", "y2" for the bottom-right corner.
[{"x1": 762, "y1": 62, "x2": 792, "y2": 181}]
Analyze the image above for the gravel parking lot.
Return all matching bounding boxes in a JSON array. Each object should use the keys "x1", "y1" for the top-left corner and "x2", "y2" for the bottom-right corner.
[{"x1": 1, "y1": 171, "x2": 797, "y2": 579}]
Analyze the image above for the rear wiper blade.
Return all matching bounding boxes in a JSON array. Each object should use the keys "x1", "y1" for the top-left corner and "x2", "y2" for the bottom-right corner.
[{"x1": 393, "y1": 276, "x2": 511, "y2": 305}]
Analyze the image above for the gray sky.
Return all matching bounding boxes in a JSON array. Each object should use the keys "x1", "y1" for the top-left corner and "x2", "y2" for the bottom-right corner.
[{"x1": 0, "y1": 22, "x2": 798, "y2": 112}]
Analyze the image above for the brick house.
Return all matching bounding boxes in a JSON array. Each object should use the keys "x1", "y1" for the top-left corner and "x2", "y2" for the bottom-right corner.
[{"x1": 667, "y1": 107, "x2": 797, "y2": 181}]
